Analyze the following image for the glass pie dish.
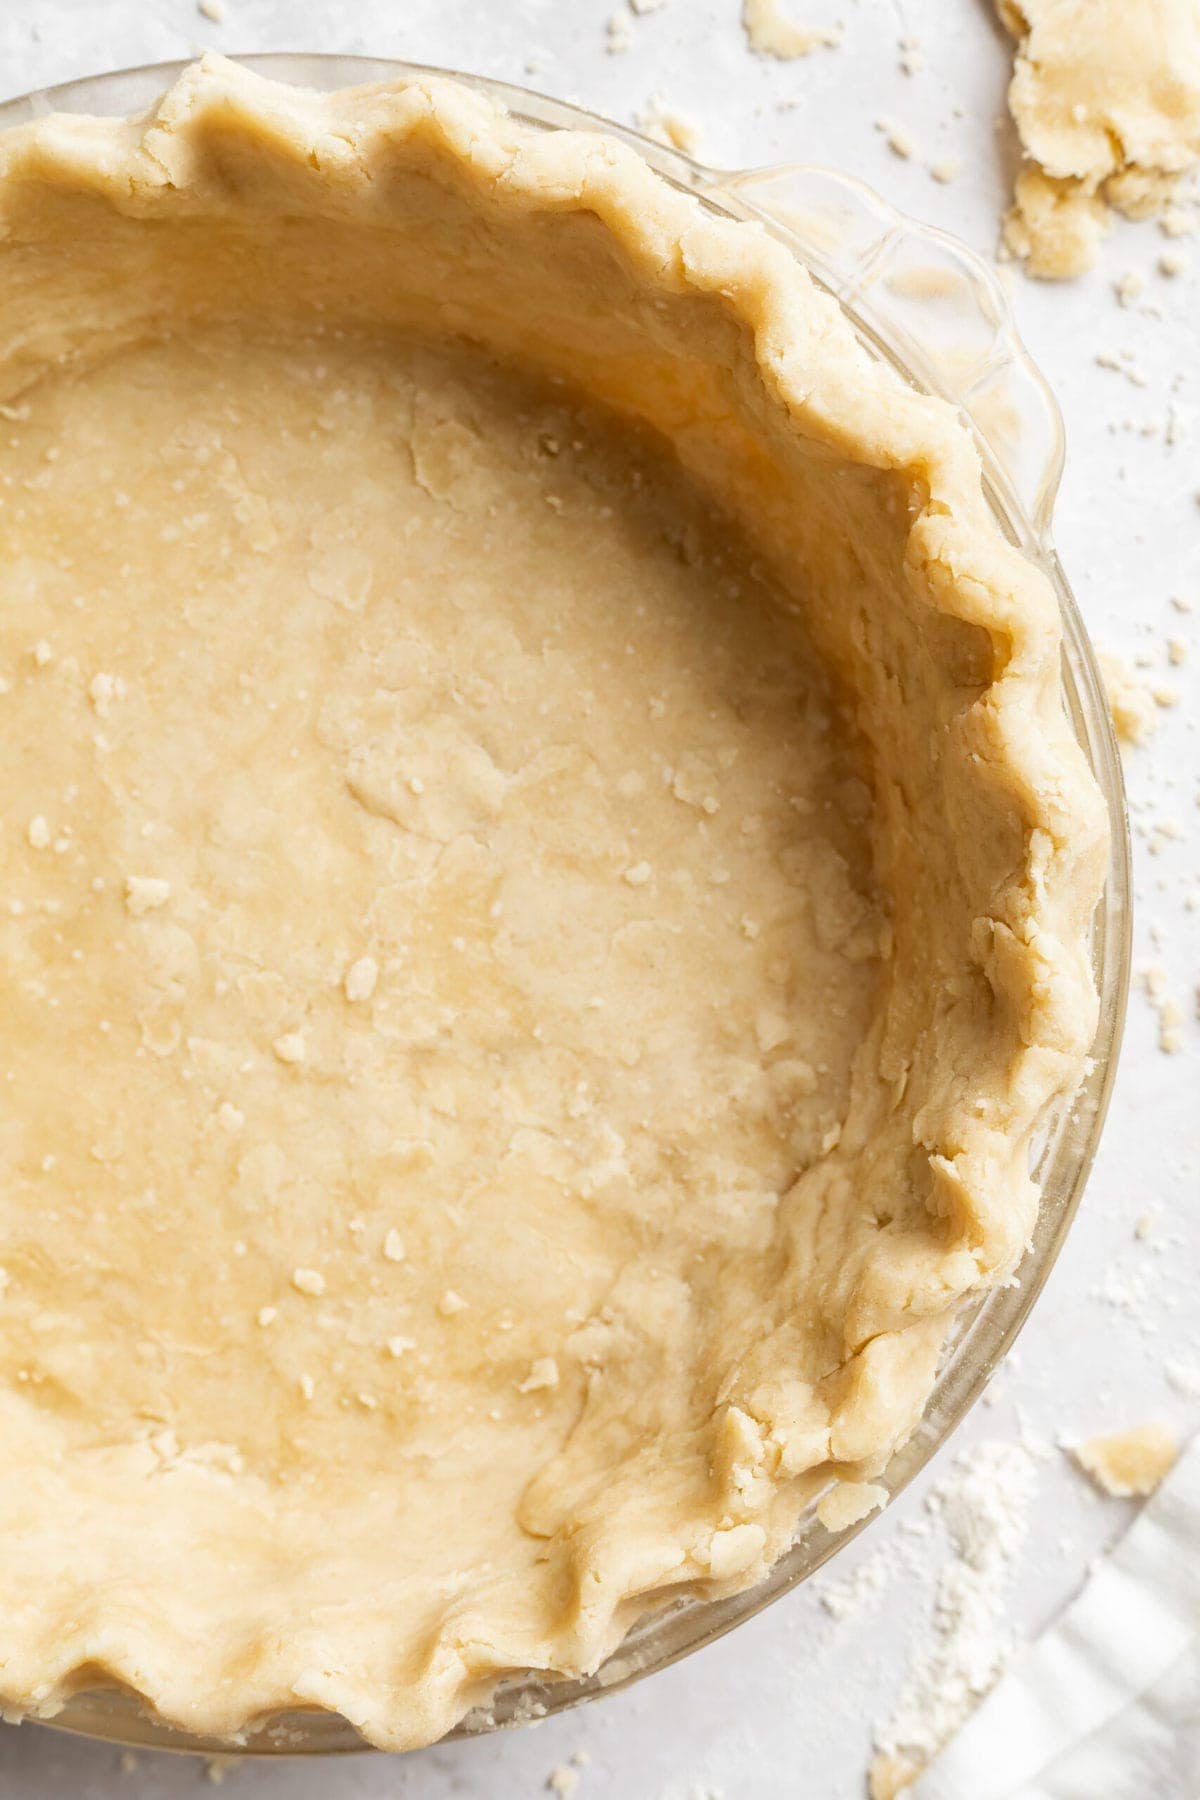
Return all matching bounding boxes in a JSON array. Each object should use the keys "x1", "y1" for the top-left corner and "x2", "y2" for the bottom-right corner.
[{"x1": 0, "y1": 53, "x2": 1131, "y2": 1758}]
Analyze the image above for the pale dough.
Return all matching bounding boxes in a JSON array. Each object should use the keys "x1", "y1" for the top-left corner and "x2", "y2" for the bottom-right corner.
[
  {"x1": 0, "y1": 58, "x2": 1105, "y2": 1750},
  {"x1": 742, "y1": 0, "x2": 841, "y2": 60},
  {"x1": 1099, "y1": 648, "x2": 1169, "y2": 748},
  {"x1": 1072, "y1": 1423, "x2": 1180, "y2": 1497},
  {"x1": 1000, "y1": 0, "x2": 1200, "y2": 277}
]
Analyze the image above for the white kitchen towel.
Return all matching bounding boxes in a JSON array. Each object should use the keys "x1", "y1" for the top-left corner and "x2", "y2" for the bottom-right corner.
[{"x1": 912, "y1": 1431, "x2": 1200, "y2": 1800}]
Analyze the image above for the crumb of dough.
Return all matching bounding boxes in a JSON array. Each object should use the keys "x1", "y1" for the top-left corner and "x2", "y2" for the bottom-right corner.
[
  {"x1": 899, "y1": 40, "x2": 924, "y2": 77},
  {"x1": 1071, "y1": 1421, "x2": 1179, "y2": 1496},
  {"x1": 742, "y1": 0, "x2": 841, "y2": 59},
  {"x1": 929, "y1": 157, "x2": 962, "y2": 185},
  {"x1": 1098, "y1": 649, "x2": 1166, "y2": 746},
  {"x1": 1159, "y1": 248, "x2": 1191, "y2": 275},
  {"x1": 636, "y1": 94, "x2": 703, "y2": 154},
  {"x1": 547, "y1": 1767, "x2": 580, "y2": 1799},
  {"x1": 868, "y1": 1751, "x2": 922, "y2": 1800},
  {"x1": 197, "y1": 0, "x2": 226, "y2": 18},
  {"x1": 1161, "y1": 202, "x2": 1199, "y2": 235},
  {"x1": 1003, "y1": 167, "x2": 1109, "y2": 279},
  {"x1": 606, "y1": 9, "x2": 633, "y2": 52},
  {"x1": 124, "y1": 875, "x2": 171, "y2": 914},
  {"x1": 875, "y1": 117, "x2": 917, "y2": 160},
  {"x1": 205, "y1": 1758, "x2": 242, "y2": 1787},
  {"x1": 998, "y1": 0, "x2": 1200, "y2": 278},
  {"x1": 1156, "y1": 998, "x2": 1183, "y2": 1053},
  {"x1": 817, "y1": 1479, "x2": 888, "y2": 1531},
  {"x1": 1114, "y1": 269, "x2": 1145, "y2": 306},
  {"x1": 1140, "y1": 964, "x2": 1185, "y2": 1053},
  {"x1": 343, "y1": 954, "x2": 378, "y2": 1001},
  {"x1": 517, "y1": 1356, "x2": 559, "y2": 1393}
]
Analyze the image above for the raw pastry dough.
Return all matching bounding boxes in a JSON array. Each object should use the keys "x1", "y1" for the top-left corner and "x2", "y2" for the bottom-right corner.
[
  {"x1": 742, "y1": 0, "x2": 841, "y2": 60},
  {"x1": 1073, "y1": 1423, "x2": 1180, "y2": 1497},
  {"x1": 1000, "y1": 0, "x2": 1200, "y2": 277},
  {"x1": 0, "y1": 58, "x2": 1104, "y2": 1750}
]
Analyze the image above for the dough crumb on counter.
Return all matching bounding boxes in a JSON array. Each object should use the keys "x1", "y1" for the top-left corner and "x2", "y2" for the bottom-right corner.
[
  {"x1": 1113, "y1": 268, "x2": 1145, "y2": 307},
  {"x1": 605, "y1": 9, "x2": 633, "y2": 53},
  {"x1": 998, "y1": 0, "x2": 1200, "y2": 279},
  {"x1": 875, "y1": 116, "x2": 918, "y2": 160},
  {"x1": 867, "y1": 1750, "x2": 923, "y2": 1800},
  {"x1": 1098, "y1": 648, "x2": 1168, "y2": 747},
  {"x1": 1139, "y1": 963, "x2": 1186, "y2": 1054},
  {"x1": 606, "y1": 0, "x2": 668, "y2": 53},
  {"x1": 636, "y1": 93, "x2": 704, "y2": 154},
  {"x1": 1069, "y1": 1421, "x2": 1179, "y2": 1496},
  {"x1": 742, "y1": 0, "x2": 841, "y2": 59}
]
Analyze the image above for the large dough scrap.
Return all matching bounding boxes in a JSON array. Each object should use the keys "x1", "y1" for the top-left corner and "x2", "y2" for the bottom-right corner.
[{"x1": 1000, "y1": 0, "x2": 1200, "y2": 276}]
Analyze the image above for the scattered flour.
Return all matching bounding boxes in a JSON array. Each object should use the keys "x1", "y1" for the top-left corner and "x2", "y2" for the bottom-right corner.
[
  {"x1": 817, "y1": 1543, "x2": 895, "y2": 1622},
  {"x1": 870, "y1": 1440, "x2": 1038, "y2": 1791},
  {"x1": 1165, "y1": 1359, "x2": 1200, "y2": 1397}
]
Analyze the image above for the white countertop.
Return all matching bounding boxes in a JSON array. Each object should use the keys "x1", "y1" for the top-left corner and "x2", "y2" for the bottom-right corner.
[{"x1": 1, "y1": 2, "x2": 1197, "y2": 1796}]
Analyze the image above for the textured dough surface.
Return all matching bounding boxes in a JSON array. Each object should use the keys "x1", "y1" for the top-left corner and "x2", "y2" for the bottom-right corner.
[
  {"x1": 1000, "y1": 0, "x2": 1200, "y2": 276},
  {"x1": 1072, "y1": 1423, "x2": 1180, "y2": 1497},
  {"x1": 0, "y1": 58, "x2": 1105, "y2": 1750}
]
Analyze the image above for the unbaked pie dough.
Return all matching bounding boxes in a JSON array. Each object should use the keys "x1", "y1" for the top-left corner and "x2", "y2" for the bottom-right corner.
[
  {"x1": 1000, "y1": 0, "x2": 1200, "y2": 277},
  {"x1": 0, "y1": 58, "x2": 1105, "y2": 1750}
]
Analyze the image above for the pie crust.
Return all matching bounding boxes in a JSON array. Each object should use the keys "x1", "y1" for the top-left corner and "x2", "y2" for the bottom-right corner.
[{"x1": 0, "y1": 58, "x2": 1106, "y2": 1750}]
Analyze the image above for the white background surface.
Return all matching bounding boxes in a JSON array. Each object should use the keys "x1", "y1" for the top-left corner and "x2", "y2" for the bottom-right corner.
[{"x1": 0, "y1": 1, "x2": 1197, "y2": 1795}]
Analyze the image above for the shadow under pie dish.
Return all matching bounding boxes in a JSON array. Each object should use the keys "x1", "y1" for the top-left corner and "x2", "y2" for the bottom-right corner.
[{"x1": 0, "y1": 56, "x2": 1109, "y2": 1753}]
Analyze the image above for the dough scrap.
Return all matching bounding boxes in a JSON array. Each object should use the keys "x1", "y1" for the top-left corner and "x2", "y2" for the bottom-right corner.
[
  {"x1": 1099, "y1": 649, "x2": 1167, "y2": 747},
  {"x1": 1000, "y1": 0, "x2": 1200, "y2": 277},
  {"x1": 1071, "y1": 1423, "x2": 1179, "y2": 1496},
  {"x1": 816, "y1": 1479, "x2": 888, "y2": 1531},
  {"x1": 742, "y1": 0, "x2": 841, "y2": 60},
  {"x1": 0, "y1": 57, "x2": 1104, "y2": 1751}
]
